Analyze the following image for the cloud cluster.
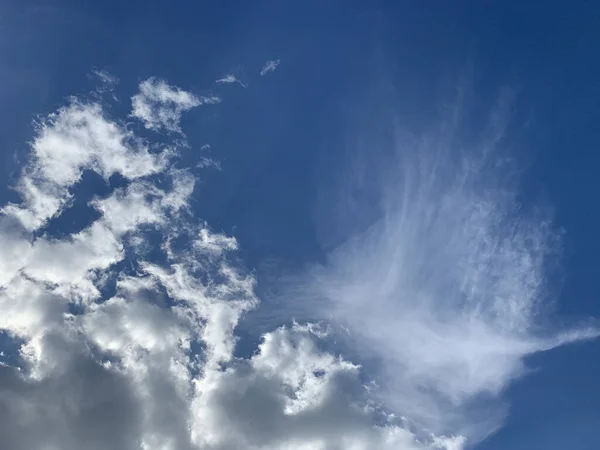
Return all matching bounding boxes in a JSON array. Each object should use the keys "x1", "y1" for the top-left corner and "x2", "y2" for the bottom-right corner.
[
  {"x1": 0, "y1": 77, "x2": 464, "y2": 449},
  {"x1": 3, "y1": 101, "x2": 170, "y2": 231}
]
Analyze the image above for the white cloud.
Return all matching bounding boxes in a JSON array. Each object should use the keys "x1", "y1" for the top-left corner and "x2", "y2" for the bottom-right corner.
[
  {"x1": 92, "y1": 171, "x2": 194, "y2": 237},
  {"x1": 283, "y1": 99, "x2": 599, "y2": 441},
  {"x1": 0, "y1": 79, "x2": 469, "y2": 450},
  {"x1": 215, "y1": 73, "x2": 247, "y2": 88},
  {"x1": 2, "y1": 101, "x2": 169, "y2": 230},
  {"x1": 260, "y1": 59, "x2": 280, "y2": 76},
  {"x1": 24, "y1": 221, "x2": 123, "y2": 300},
  {"x1": 216, "y1": 74, "x2": 237, "y2": 84},
  {"x1": 131, "y1": 78, "x2": 220, "y2": 133},
  {"x1": 0, "y1": 216, "x2": 32, "y2": 287}
]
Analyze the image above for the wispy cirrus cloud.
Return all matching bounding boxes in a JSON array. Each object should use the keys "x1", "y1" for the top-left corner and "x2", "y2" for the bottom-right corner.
[
  {"x1": 260, "y1": 59, "x2": 280, "y2": 76},
  {"x1": 215, "y1": 72, "x2": 248, "y2": 88},
  {"x1": 283, "y1": 92, "x2": 599, "y2": 442}
]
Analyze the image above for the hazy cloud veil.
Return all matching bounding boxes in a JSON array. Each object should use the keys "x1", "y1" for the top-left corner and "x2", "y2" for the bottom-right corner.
[
  {"x1": 0, "y1": 71, "x2": 595, "y2": 450},
  {"x1": 299, "y1": 96, "x2": 598, "y2": 441}
]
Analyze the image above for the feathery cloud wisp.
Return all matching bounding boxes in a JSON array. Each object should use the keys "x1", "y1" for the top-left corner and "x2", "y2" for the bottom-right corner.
[
  {"x1": 288, "y1": 100, "x2": 599, "y2": 442},
  {"x1": 215, "y1": 73, "x2": 248, "y2": 88},
  {"x1": 260, "y1": 59, "x2": 280, "y2": 76}
]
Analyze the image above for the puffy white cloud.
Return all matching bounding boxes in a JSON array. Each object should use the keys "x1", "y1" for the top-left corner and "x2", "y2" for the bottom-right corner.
[
  {"x1": 0, "y1": 276, "x2": 66, "y2": 340},
  {"x1": 92, "y1": 170, "x2": 194, "y2": 237},
  {"x1": 2, "y1": 101, "x2": 170, "y2": 230},
  {"x1": 131, "y1": 78, "x2": 220, "y2": 133},
  {"x1": 0, "y1": 78, "x2": 468, "y2": 450}
]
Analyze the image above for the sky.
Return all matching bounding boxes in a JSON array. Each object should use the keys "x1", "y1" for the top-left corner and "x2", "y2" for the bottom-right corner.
[{"x1": 0, "y1": 1, "x2": 599, "y2": 449}]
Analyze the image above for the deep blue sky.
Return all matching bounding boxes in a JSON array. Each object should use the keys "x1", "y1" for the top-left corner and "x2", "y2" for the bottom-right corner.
[{"x1": 1, "y1": 1, "x2": 599, "y2": 448}]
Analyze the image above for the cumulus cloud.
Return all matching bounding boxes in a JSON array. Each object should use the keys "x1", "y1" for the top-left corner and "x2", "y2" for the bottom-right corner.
[
  {"x1": 2, "y1": 100, "x2": 169, "y2": 230},
  {"x1": 260, "y1": 59, "x2": 280, "y2": 76},
  {"x1": 131, "y1": 77, "x2": 220, "y2": 133},
  {"x1": 0, "y1": 78, "x2": 464, "y2": 449}
]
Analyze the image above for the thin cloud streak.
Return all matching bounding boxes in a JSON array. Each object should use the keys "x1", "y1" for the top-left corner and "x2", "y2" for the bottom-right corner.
[
  {"x1": 216, "y1": 73, "x2": 248, "y2": 88},
  {"x1": 260, "y1": 59, "x2": 280, "y2": 76}
]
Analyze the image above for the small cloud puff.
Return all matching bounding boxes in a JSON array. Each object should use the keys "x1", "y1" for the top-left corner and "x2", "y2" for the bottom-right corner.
[
  {"x1": 131, "y1": 77, "x2": 220, "y2": 134},
  {"x1": 260, "y1": 59, "x2": 280, "y2": 76}
]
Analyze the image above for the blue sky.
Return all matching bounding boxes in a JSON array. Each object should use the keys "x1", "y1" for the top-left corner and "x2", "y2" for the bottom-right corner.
[{"x1": 0, "y1": 1, "x2": 598, "y2": 449}]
